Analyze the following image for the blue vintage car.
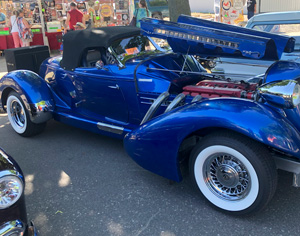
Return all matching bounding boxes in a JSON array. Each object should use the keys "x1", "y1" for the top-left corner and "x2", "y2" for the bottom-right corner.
[
  {"x1": 0, "y1": 148, "x2": 37, "y2": 235},
  {"x1": 1, "y1": 15, "x2": 300, "y2": 215}
]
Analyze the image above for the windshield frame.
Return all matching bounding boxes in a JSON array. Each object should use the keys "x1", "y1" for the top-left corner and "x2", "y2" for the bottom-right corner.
[{"x1": 109, "y1": 36, "x2": 164, "y2": 68}]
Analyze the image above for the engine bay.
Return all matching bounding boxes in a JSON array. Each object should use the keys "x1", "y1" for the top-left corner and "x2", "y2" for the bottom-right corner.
[{"x1": 182, "y1": 80, "x2": 258, "y2": 99}]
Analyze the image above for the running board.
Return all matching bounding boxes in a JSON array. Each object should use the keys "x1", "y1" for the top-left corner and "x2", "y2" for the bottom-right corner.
[
  {"x1": 97, "y1": 122, "x2": 124, "y2": 135},
  {"x1": 274, "y1": 155, "x2": 300, "y2": 187}
]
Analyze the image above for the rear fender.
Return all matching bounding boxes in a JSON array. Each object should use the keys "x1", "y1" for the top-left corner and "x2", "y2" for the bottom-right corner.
[
  {"x1": 124, "y1": 98, "x2": 300, "y2": 182},
  {"x1": 0, "y1": 70, "x2": 54, "y2": 123}
]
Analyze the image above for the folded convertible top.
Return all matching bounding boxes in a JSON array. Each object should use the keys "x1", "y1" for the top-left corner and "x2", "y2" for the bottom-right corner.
[{"x1": 140, "y1": 15, "x2": 295, "y2": 60}]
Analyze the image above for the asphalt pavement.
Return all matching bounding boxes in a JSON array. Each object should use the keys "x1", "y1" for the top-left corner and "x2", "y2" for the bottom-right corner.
[{"x1": 0, "y1": 56, "x2": 300, "y2": 236}]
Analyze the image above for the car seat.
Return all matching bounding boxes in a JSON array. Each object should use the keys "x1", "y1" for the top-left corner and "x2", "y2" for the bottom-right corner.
[{"x1": 82, "y1": 50, "x2": 102, "y2": 67}]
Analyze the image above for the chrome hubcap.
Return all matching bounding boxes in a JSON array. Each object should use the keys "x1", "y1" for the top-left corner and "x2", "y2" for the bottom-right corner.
[
  {"x1": 10, "y1": 100, "x2": 25, "y2": 128},
  {"x1": 203, "y1": 153, "x2": 251, "y2": 201}
]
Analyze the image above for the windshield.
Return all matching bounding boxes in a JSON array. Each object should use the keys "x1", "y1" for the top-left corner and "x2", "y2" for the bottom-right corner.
[
  {"x1": 252, "y1": 23, "x2": 300, "y2": 36},
  {"x1": 252, "y1": 23, "x2": 300, "y2": 50},
  {"x1": 111, "y1": 35, "x2": 161, "y2": 64}
]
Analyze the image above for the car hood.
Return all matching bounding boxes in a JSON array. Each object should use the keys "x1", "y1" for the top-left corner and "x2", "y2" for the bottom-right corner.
[{"x1": 140, "y1": 15, "x2": 295, "y2": 61}]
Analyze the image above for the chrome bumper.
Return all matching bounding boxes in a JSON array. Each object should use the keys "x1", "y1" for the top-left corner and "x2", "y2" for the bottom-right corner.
[
  {"x1": 0, "y1": 220, "x2": 25, "y2": 235},
  {"x1": 274, "y1": 155, "x2": 300, "y2": 187},
  {"x1": 0, "y1": 220, "x2": 38, "y2": 236}
]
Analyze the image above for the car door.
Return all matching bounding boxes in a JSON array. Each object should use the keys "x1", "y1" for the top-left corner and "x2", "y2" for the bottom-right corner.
[{"x1": 72, "y1": 67, "x2": 129, "y2": 123}]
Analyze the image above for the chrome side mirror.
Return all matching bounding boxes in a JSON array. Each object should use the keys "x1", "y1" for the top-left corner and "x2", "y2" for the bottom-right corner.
[
  {"x1": 96, "y1": 60, "x2": 104, "y2": 70},
  {"x1": 258, "y1": 80, "x2": 300, "y2": 109},
  {"x1": 96, "y1": 60, "x2": 109, "y2": 71}
]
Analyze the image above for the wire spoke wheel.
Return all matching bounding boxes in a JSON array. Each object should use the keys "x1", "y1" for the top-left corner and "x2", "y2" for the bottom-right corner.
[
  {"x1": 10, "y1": 100, "x2": 26, "y2": 128},
  {"x1": 204, "y1": 153, "x2": 250, "y2": 201},
  {"x1": 189, "y1": 133, "x2": 278, "y2": 215},
  {"x1": 7, "y1": 94, "x2": 27, "y2": 134},
  {"x1": 6, "y1": 92, "x2": 47, "y2": 137}
]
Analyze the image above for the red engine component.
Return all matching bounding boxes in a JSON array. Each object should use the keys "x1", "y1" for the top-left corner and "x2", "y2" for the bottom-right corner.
[{"x1": 183, "y1": 80, "x2": 258, "y2": 99}]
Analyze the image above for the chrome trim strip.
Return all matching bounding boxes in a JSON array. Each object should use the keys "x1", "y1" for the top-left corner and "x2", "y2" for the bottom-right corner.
[
  {"x1": 97, "y1": 122, "x2": 124, "y2": 135},
  {"x1": 140, "y1": 101, "x2": 169, "y2": 107},
  {"x1": 153, "y1": 28, "x2": 239, "y2": 50},
  {"x1": 138, "y1": 79, "x2": 153, "y2": 82},
  {"x1": 140, "y1": 97, "x2": 155, "y2": 101},
  {"x1": 165, "y1": 93, "x2": 186, "y2": 113},
  {"x1": 141, "y1": 91, "x2": 170, "y2": 125},
  {"x1": 192, "y1": 95, "x2": 203, "y2": 103},
  {"x1": 140, "y1": 97, "x2": 155, "y2": 105},
  {"x1": 140, "y1": 97, "x2": 170, "y2": 107},
  {"x1": 141, "y1": 101, "x2": 153, "y2": 105},
  {"x1": 108, "y1": 84, "x2": 120, "y2": 90}
]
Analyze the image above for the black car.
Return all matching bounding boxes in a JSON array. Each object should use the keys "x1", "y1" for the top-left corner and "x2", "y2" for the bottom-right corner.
[{"x1": 0, "y1": 148, "x2": 37, "y2": 236}]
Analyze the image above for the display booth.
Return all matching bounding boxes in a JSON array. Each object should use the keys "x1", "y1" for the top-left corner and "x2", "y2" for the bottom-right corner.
[
  {"x1": 215, "y1": 0, "x2": 246, "y2": 25},
  {"x1": 90, "y1": 0, "x2": 131, "y2": 27},
  {"x1": 0, "y1": 0, "x2": 64, "y2": 50},
  {"x1": 0, "y1": 0, "x2": 133, "y2": 51}
]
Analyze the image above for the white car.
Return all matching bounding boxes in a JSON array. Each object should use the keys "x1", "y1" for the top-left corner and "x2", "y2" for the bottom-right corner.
[{"x1": 215, "y1": 11, "x2": 300, "y2": 79}]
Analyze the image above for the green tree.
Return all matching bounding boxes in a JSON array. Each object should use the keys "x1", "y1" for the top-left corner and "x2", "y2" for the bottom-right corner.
[{"x1": 168, "y1": 0, "x2": 191, "y2": 22}]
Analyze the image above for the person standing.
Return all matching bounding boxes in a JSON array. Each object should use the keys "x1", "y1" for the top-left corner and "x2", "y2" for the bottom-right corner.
[
  {"x1": 247, "y1": 0, "x2": 256, "y2": 20},
  {"x1": 64, "y1": 2, "x2": 84, "y2": 33},
  {"x1": 133, "y1": 0, "x2": 151, "y2": 28},
  {"x1": 0, "y1": 9, "x2": 6, "y2": 24},
  {"x1": 9, "y1": 11, "x2": 22, "y2": 48},
  {"x1": 16, "y1": 10, "x2": 33, "y2": 47}
]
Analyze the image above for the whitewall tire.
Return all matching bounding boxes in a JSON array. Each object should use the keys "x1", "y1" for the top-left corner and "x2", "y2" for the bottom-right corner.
[
  {"x1": 189, "y1": 132, "x2": 277, "y2": 215},
  {"x1": 7, "y1": 94, "x2": 27, "y2": 134},
  {"x1": 6, "y1": 91, "x2": 46, "y2": 137}
]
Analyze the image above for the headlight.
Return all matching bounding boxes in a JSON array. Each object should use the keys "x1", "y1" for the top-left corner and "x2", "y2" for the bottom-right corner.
[
  {"x1": 0, "y1": 220, "x2": 25, "y2": 236},
  {"x1": 0, "y1": 175, "x2": 23, "y2": 209},
  {"x1": 258, "y1": 80, "x2": 300, "y2": 109}
]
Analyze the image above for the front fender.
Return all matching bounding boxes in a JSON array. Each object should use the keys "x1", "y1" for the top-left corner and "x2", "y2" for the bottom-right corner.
[
  {"x1": 0, "y1": 70, "x2": 54, "y2": 123},
  {"x1": 124, "y1": 98, "x2": 300, "y2": 182}
]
